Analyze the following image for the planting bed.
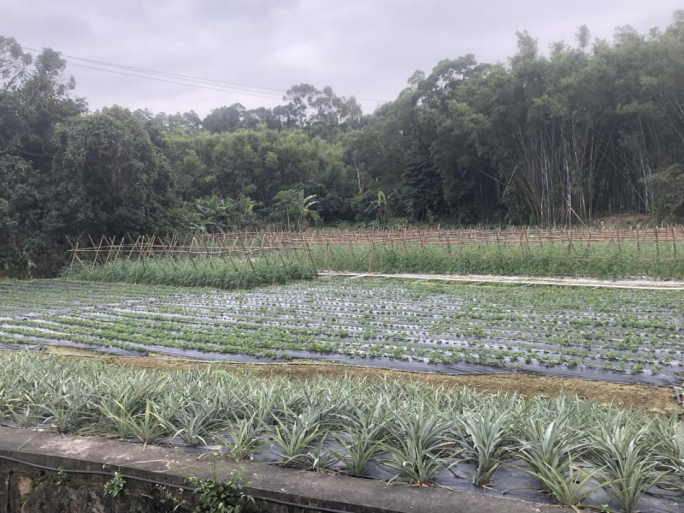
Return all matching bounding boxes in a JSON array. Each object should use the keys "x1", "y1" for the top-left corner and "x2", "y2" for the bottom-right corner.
[
  {"x1": 0, "y1": 278, "x2": 683, "y2": 385},
  {"x1": 1, "y1": 353, "x2": 683, "y2": 513}
]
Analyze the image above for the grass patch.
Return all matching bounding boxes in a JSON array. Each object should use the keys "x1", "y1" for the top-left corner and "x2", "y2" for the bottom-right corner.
[
  {"x1": 313, "y1": 241, "x2": 684, "y2": 279},
  {"x1": 65, "y1": 254, "x2": 316, "y2": 289}
]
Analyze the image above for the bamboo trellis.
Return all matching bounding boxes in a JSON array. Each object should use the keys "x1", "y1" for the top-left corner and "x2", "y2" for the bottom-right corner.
[
  {"x1": 65, "y1": 233, "x2": 320, "y2": 280},
  {"x1": 195, "y1": 225, "x2": 684, "y2": 247},
  {"x1": 66, "y1": 225, "x2": 684, "y2": 274}
]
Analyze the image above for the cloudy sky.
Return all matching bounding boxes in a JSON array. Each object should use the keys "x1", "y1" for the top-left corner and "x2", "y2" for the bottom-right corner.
[{"x1": 1, "y1": 0, "x2": 681, "y2": 117}]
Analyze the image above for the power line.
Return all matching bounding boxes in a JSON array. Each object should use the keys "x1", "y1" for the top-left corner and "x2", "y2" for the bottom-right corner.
[
  {"x1": 24, "y1": 47, "x2": 286, "y2": 99},
  {"x1": 51, "y1": 50, "x2": 288, "y2": 94},
  {"x1": 66, "y1": 62, "x2": 286, "y2": 102},
  {"x1": 22, "y1": 46, "x2": 387, "y2": 106}
]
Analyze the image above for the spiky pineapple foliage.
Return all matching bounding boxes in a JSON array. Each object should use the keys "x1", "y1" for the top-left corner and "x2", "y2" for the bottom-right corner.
[{"x1": 1, "y1": 351, "x2": 682, "y2": 511}]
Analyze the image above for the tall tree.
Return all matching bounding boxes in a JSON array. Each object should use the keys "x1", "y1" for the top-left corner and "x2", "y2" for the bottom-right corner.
[{"x1": 47, "y1": 106, "x2": 181, "y2": 237}]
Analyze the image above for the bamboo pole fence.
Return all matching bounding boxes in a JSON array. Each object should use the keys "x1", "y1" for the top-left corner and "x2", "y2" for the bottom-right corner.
[
  {"x1": 192, "y1": 225, "x2": 684, "y2": 247},
  {"x1": 64, "y1": 225, "x2": 684, "y2": 278}
]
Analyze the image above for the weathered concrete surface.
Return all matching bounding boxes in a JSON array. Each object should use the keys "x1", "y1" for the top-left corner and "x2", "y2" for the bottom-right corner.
[
  {"x1": 0, "y1": 427, "x2": 565, "y2": 513},
  {"x1": 319, "y1": 271, "x2": 684, "y2": 290}
]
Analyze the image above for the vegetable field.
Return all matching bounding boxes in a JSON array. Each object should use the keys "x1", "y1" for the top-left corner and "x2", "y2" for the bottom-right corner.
[
  {"x1": 1, "y1": 353, "x2": 683, "y2": 512},
  {"x1": 1, "y1": 278, "x2": 682, "y2": 385},
  {"x1": 65, "y1": 227, "x2": 684, "y2": 289}
]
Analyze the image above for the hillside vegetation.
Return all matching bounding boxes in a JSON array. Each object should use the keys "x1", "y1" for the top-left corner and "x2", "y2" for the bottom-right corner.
[{"x1": 2, "y1": 11, "x2": 684, "y2": 275}]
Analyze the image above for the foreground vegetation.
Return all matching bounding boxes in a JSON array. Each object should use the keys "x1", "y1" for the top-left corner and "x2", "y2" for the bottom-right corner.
[
  {"x1": 1, "y1": 279, "x2": 682, "y2": 383},
  {"x1": 0, "y1": 353, "x2": 682, "y2": 512}
]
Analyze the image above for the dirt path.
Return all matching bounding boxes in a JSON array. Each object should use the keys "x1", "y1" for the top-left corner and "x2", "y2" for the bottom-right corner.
[{"x1": 319, "y1": 271, "x2": 684, "y2": 290}]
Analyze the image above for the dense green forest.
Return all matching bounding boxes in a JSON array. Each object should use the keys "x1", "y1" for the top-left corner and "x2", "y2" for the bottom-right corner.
[{"x1": 2, "y1": 11, "x2": 684, "y2": 275}]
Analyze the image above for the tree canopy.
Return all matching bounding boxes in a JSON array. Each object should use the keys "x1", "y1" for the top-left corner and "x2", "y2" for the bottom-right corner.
[{"x1": 2, "y1": 11, "x2": 684, "y2": 275}]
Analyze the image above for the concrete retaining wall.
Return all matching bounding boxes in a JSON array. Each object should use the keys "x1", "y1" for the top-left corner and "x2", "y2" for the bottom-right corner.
[{"x1": 0, "y1": 427, "x2": 562, "y2": 513}]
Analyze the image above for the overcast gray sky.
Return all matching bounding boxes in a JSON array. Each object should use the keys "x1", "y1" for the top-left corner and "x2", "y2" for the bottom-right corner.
[{"x1": 1, "y1": 0, "x2": 681, "y2": 117}]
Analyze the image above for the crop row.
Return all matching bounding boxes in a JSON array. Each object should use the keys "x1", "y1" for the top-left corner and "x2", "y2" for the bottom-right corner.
[
  {"x1": 1, "y1": 279, "x2": 682, "y2": 382},
  {"x1": 0, "y1": 353, "x2": 682, "y2": 512}
]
